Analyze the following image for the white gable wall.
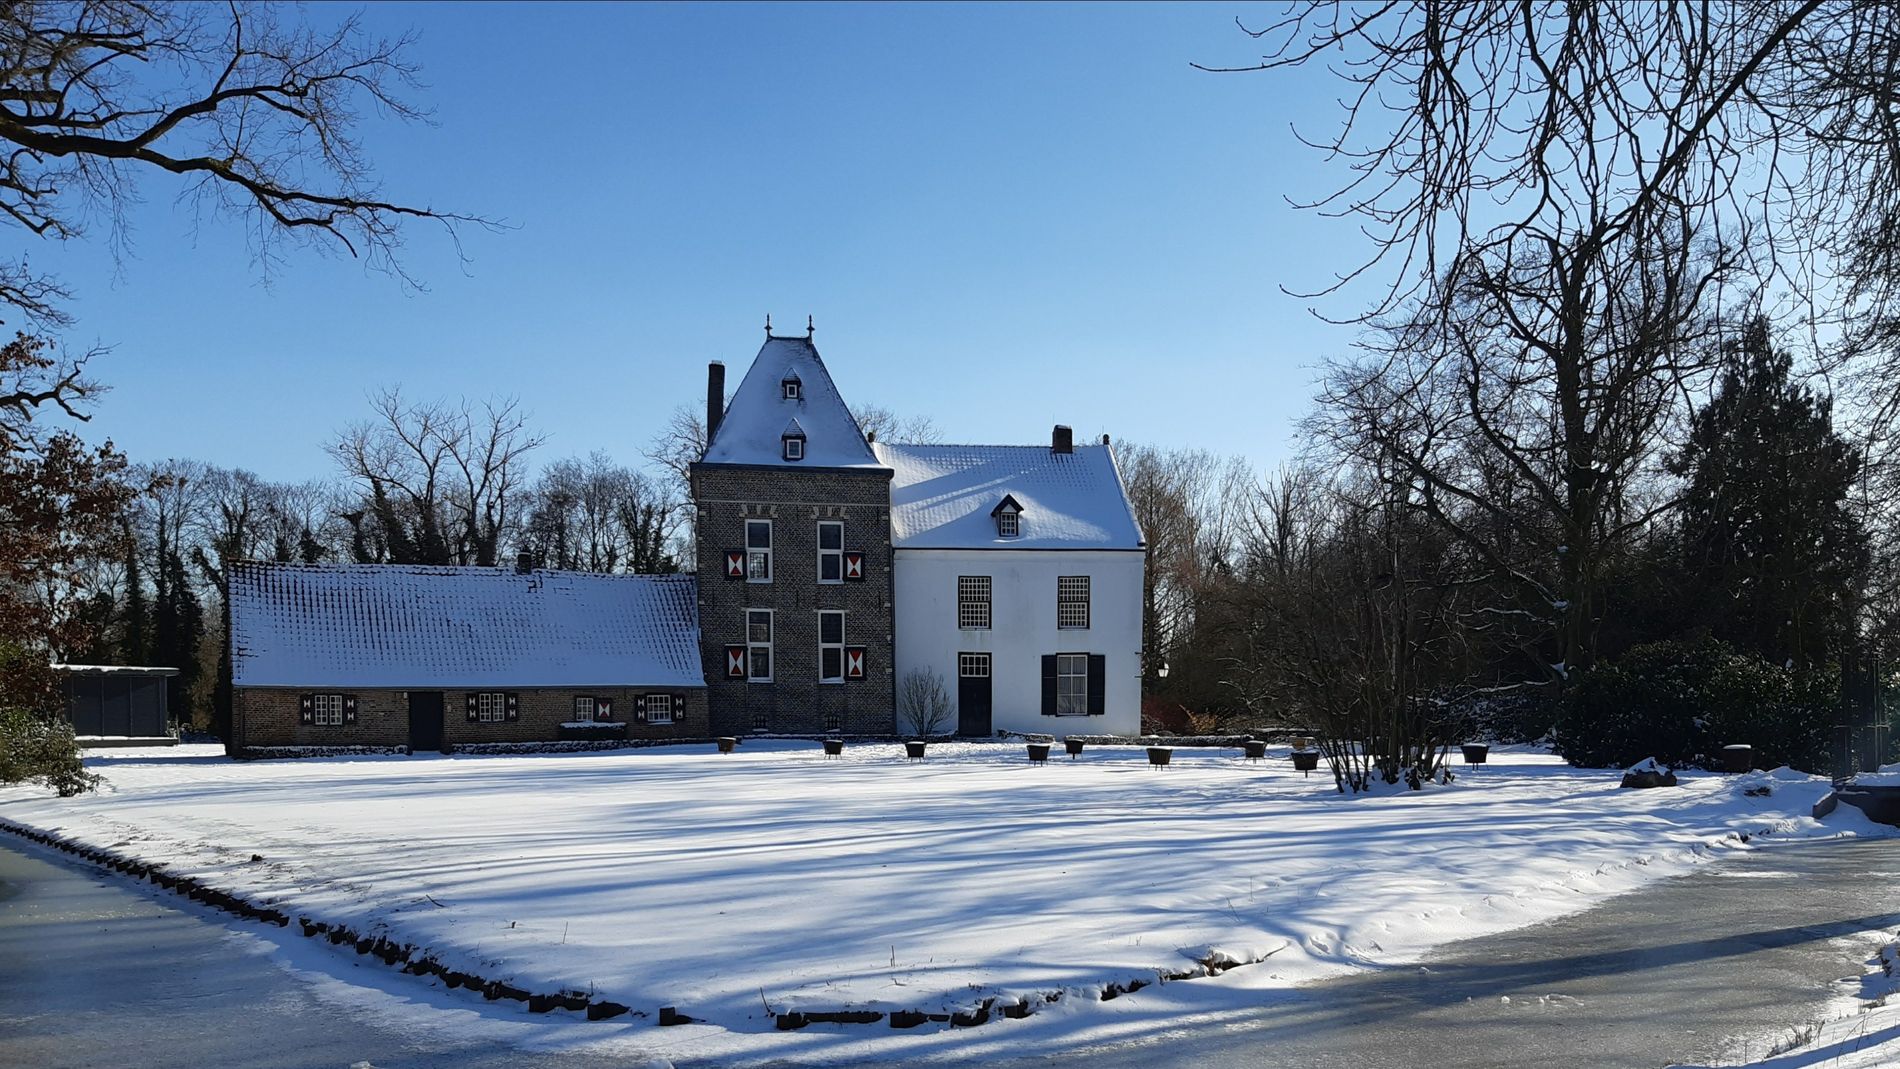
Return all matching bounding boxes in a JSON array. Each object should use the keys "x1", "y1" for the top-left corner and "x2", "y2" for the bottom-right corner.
[{"x1": 893, "y1": 548, "x2": 1143, "y2": 737}]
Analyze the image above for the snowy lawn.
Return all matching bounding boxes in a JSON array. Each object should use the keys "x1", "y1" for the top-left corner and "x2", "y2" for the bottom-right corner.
[{"x1": 0, "y1": 740, "x2": 1871, "y2": 1065}]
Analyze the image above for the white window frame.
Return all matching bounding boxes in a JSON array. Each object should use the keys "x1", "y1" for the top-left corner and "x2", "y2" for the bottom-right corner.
[
  {"x1": 746, "y1": 519, "x2": 773, "y2": 583},
  {"x1": 957, "y1": 575, "x2": 992, "y2": 630},
  {"x1": 476, "y1": 691, "x2": 508, "y2": 723},
  {"x1": 783, "y1": 436, "x2": 804, "y2": 461},
  {"x1": 571, "y1": 696, "x2": 595, "y2": 723},
  {"x1": 959, "y1": 652, "x2": 990, "y2": 678},
  {"x1": 1056, "y1": 654, "x2": 1089, "y2": 716},
  {"x1": 783, "y1": 379, "x2": 801, "y2": 400},
  {"x1": 312, "y1": 693, "x2": 345, "y2": 727},
  {"x1": 642, "y1": 693, "x2": 674, "y2": 724},
  {"x1": 747, "y1": 608, "x2": 774, "y2": 682},
  {"x1": 1058, "y1": 575, "x2": 1091, "y2": 630},
  {"x1": 817, "y1": 520, "x2": 844, "y2": 584},
  {"x1": 998, "y1": 510, "x2": 1019, "y2": 538},
  {"x1": 818, "y1": 610, "x2": 846, "y2": 683}
]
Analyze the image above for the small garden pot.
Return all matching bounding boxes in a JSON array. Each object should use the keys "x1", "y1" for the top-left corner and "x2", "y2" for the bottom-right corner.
[
  {"x1": 1243, "y1": 740, "x2": 1267, "y2": 762},
  {"x1": 1027, "y1": 743, "x2": 1051, "y2": 764},
  {"x1": 1147, "y1": 746, "x2": 1173, "y2": 768},
  {"x1": 822, "y1": 738, "x2": 844, "y2": 758},
  {"x1": 716, "y1": 737, "x2": 737, "y2": 755},
  {"x1": 904, "y1": 740, "x2": 927, "y2": 761},
  {"x1": 1461, "y1": 743, "x2": 1490, "y2": 765},
  {"x1": 1721, "y1": 744, "x2": 1753, "y2": 773},
  {"x1": 1065, "y1": 738, "x2": 1086, "y2": 759},
  {"x1": 1291, "y1": 750, "x2": 1321, "y2": 775}
]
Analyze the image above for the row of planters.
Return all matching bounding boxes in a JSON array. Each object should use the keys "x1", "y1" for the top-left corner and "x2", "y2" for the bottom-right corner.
[{"x1": 730, "y1": 734, "x2": 1350, "y2": 771}]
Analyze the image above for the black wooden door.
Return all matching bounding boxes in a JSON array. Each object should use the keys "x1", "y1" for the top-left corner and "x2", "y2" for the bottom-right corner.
[
  {"x1": 957, "y1": 654, "x2": 992, "y2": 737},
  {"x1": 408, "y1": 691, "x2": 445, "y2": 752}
]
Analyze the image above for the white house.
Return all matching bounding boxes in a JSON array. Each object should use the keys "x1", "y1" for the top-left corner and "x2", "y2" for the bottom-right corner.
[{"x1": 877, "y1": 428, "x2": 1146, "y2": 737}]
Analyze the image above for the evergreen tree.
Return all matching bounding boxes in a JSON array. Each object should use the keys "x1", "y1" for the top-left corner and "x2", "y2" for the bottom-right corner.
[
  {"x1": 151, "y1": 531, "x2": 203, "y2": 726},
  {"x1": 118, "y1": 523, "x2": 149, "y2": 665},
  {"x1": 1672, "y1": 318, "x2": 1867, "y2": 668}
]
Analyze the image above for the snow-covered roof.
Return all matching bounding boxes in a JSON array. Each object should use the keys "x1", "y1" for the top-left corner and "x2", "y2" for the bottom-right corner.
[
  {"x1": 699, "y1": 336, "x2": 884, "y2": 469},
  {"x1": 873, "y1": 443, "x2": 1145, "y2": 550},
  {"x1": 230, "y1": 563, "x2": 703, "y2": 689}
]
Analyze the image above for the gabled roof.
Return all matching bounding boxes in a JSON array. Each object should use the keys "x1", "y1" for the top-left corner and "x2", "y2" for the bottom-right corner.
[
  {"x1": 700, "y1": 336, "x2": 883, "y2": 469},
  {"x1": 229, "y1": 562, "x2": 703, "y2": 689},
  {"x1": 873, "y1": 442, "x2": 1146, "y2": 550}
]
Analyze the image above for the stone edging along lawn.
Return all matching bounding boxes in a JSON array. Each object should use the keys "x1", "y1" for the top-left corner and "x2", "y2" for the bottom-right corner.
[{"x1": 0, "y1": 816, "x2": 1283, "y2": 1033}]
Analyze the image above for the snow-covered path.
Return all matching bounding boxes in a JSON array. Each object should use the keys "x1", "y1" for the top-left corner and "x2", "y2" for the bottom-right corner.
[{"x1": 0, "y1": 742, "x2": 1882, "y2": 1065}]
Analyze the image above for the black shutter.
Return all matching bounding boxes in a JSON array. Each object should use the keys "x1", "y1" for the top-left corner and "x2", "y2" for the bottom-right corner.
[
  {"x1": 465, "y1": 693, "x2": 478, "y2": 722},
  {"x1": 672, "y1": 694, "x2": 685, "y2": 717},
  {"x1": 298, "y1": 693, "x2": 314, "y2": 725},
  {"x1": 1041, "y1": 656, "x2": 1057, "y2": 715},
  {"x1": 634, "y1": 694, "x2": 648, "y2": 722},
  {"x1": 343, "y1": 695, "x2": 359, "y2": 725},
  {"x1": 597, "y1": 697, "x2": 613, "y2": 721},
  {"x1": 505, "y1": 693, "x2": 520, "y2": 722},
  {"x1": 1087, "y1": 656, "x2": 1106, "y2": 716}
]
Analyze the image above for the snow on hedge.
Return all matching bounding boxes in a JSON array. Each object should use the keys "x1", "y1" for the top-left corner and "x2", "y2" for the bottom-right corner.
[{"x1": 0, "y1": 741, "x2": 1871, "y2": 1065}]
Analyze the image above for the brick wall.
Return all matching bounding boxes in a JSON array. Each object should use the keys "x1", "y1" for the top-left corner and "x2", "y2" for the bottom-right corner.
[
  {"x1": 690, "y1": 465, "x2": 897, "y2": 735},
  {"x1": 233, "y1": 686, "x2": 709, "y2": 749}
]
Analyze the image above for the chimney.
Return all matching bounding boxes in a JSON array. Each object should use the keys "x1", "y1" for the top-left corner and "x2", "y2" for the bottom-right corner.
[
  {"x1": 515, "y1": 551, "x2": 534, "y2": 575},
  {"x1": 1100, "y1": 433, "x2": 1111, "y2": 446},
  {"x1": 1052, "y1": 424, "x2": 1073, "y2": 455},
  {"x1": 706, "y1": 361, "x2": 726, "y2": 444}
]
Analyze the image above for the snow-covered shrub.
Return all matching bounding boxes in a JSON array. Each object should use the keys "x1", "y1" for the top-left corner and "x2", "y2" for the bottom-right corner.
[{"x1": 1556, "y1": 638, "x2": 1833, "y2": 771}]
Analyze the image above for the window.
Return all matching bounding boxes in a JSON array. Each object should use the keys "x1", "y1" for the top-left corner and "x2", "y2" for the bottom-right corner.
[
  {"x1": 746, "y1": 519, "x2": 773, "y2": 582},
  {"x1": 959, "y1": 652, "x2": 990, "y2": 678},
  {"x1": 958, "y1": 575, "x2": 992, "y2": 630},
  {"x1": 817, "y1": 520, "x2": 844, "y2": 583},
  {"x1": 476, "y1": 692, "x2": 508, "y2": 723},
  {"x1": 312, "y1": 693, "x2": 345, "y2": 726},
  {"x1": 643, "y1": 693, "x2": 674, "y2": 724},
  {"x1": 1058, "y1": 576, "x2": 1091, "y2": 630},
  {"x1": 1056, "y1": 654, "x2": 1089, "y2": 716},
  {"x1": 818, "y1": 610, "x2": 845, "y2": 683},
  {"x1": 747, "y1": 609, "x2": 774, "y2": 681},
  {"x1": 571, "y1": 696, "x2": 595, "y2": 723},
  {"x1": 998, "y1": 510, "x2": 1019, "y2": 538},
  {"x1": 783, "y1": 378, "x2": 801, "y2": 400},
  {"x1": 783, "y1": 436, "x2": 804, "y2": 461}
]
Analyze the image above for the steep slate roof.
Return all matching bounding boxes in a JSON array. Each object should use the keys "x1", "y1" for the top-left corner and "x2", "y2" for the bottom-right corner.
[
  {"x1": 699, "y1": 336, "x2": 884, "y2": 469},
  {"x1": 873, "y1": 442, "x2": 1146, "y2": 550},
  {"x1": 229, "y1": 562, "x2": 703, "y2": 688}
]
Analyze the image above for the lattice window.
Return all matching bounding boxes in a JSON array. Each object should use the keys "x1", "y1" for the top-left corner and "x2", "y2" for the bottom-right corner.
[
  {"x1": 312, "y1": 693, "x2": 345, "y2": 726},
  {"x1": 1058, "y1": 575, "x2": 1091, "y2": 630},
  {"x1": 957, "y1": 575, "x2": 991, "y2": 630},
  {"x1": 1056, "y1": 654, "x2": 1089, "y2": 716}
]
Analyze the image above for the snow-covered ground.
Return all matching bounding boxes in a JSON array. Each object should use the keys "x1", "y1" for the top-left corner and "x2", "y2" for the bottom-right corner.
[
  {"x1": 1710, "y1": 923, "x2": 1900, "y2": 1068},
  {"x1": 0, "y1": 741, "x2": 1873, "y2": 1065}
]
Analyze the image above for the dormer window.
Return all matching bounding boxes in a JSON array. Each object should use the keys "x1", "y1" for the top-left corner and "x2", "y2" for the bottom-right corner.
[
  {"x1": 782, "y1": 375, "x2": 802, "y2": 401},
  {"x1": 783, "y1": 436, "x2": 804, "y2": 461},
  {"x1": 991, "y1": 494, "x2": 1023, "y2": 539}
]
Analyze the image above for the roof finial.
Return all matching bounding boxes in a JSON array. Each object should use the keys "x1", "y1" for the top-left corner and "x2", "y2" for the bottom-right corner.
[
  {"x1": 806, "y1": 314, "x2": 815, "y2": 339},
  {"x1": 764, "y1": 313, "x2": 772, "y2": 336}
]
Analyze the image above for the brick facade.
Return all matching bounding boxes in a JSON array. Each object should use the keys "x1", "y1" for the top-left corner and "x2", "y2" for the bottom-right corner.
[
  {"x1": 232, "y1": 686, "x2": 709, "y2": 750},
  {"x1": 690, "y1": 465, "x2": 897, "y2": 735}
]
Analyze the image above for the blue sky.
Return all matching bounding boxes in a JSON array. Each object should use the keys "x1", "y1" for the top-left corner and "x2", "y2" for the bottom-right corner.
[{"x1": 34, "y1": 3, "x2": 1367, "y2": 484}]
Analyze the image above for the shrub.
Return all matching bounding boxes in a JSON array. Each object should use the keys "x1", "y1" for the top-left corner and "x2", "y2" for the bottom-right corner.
[
  {"x1": 1555, "y1": 638, "x2": 1834, "y2": 771},
  {"x1": 0, "y1": 708, "x2": 100, "y2": 796},
  {"x1": 897, "y1": 668, "x2": 953, "y2": 738}
]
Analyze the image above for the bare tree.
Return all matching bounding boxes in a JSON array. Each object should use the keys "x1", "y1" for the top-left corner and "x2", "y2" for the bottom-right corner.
[
  {"x1": 897, "y1": 667, "x2": 953, "y2": 739},
  {"x1": 0, "y1": 2, "x2": 489, "y2": 324},
  {"x1": 330, "y1": 388, "x2": 543, "y2": 567},
  {"x1": 850, "y1": 403, "x2": 941, "y2": 445},
  {"x1": 521, "y1": 451, "x2": 680, "y2": 573}
]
